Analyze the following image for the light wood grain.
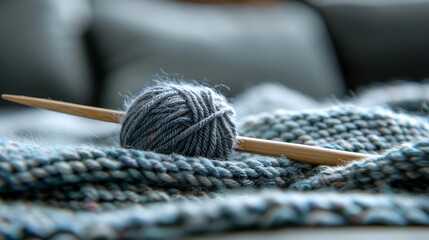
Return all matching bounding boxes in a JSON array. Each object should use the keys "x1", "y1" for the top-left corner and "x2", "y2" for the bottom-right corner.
[
  {"x1": 2, "y1": 94, "x2": 377, "y2": 165},
  {"x1": 2, "y1": 94, "x2": 124, "y2": 123},
  {"x1": 236, "y1": 137, "x2": 374, "y2": 165}
]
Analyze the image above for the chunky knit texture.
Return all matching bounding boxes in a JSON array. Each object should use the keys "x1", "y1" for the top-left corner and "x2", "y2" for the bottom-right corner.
[
  {"x1": 1, "y1": 83, "x2": 429, "y2": 239},
  {"x1": 120, "y1": 83, "x2": 237, "y2": 159}
]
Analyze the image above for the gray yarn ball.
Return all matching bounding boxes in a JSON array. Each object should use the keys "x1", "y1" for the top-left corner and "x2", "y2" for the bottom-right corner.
[{"x1": 120, "y1": 83, "x2": 237, "y2": 159}]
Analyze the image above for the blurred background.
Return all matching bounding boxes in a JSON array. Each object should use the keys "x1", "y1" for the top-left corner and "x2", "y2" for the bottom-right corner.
[{"x1": 1, "y1": 0, "x2": 429, "y2": 109}]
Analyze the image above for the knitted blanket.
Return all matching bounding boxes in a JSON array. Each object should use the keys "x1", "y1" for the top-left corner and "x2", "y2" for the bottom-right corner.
[{"x1": 1, "y1": 82, "x2": 429, "y2": 239}]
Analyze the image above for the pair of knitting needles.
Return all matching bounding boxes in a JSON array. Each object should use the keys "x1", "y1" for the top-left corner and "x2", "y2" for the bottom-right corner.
[{"x1": 1, "y1": 94, "x2": 376, "y2": 165}]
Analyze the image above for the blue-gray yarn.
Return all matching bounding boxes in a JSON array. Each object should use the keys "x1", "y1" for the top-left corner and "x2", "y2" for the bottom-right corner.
[
  {"x1": 2, "y1": 82, "x2": 429, "y2": 239},
  {"x1": 1, "y1": 105, "x2": 429, "y2": 239},
  {"x1": 120, "y1": 83, "x2": 237, "y2": 159}
]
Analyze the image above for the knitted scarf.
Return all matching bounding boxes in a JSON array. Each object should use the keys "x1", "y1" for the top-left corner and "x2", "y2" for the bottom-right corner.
[{"x1": 1, "y1": 83, "x2": 429, "y2": 239}]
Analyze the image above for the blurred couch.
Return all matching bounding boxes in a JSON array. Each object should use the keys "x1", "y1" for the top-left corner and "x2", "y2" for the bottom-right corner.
[{"x1": 1, "y1": 0, "x2": 429, "y2": 109}]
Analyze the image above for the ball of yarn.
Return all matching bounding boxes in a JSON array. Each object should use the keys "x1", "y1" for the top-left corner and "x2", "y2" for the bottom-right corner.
[{"x1": 120, "y1": 83, "x2": 237, "y2": 159}]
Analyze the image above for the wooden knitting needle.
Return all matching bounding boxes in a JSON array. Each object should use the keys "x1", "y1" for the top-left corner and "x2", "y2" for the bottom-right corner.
[{"x1": 1, "y1": 94, "x2": 376, "y2": 165}]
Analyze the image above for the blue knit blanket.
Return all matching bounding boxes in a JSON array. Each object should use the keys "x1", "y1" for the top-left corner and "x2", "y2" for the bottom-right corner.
[{"x1": 1, "y1": 82, "x2": 429, "y2": 239}]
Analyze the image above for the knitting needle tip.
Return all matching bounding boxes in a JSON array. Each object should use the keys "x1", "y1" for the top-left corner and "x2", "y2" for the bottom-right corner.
[
  {"x1": 2, "y1": 94, "x2": 14, "y2": 101},
  {"x1": 2, "y1": 94, "x2": 124, "y2": 123}
]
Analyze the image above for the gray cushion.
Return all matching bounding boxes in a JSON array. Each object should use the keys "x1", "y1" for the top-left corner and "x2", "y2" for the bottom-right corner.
[
  {"x1": 0, "y1": 0, "x2": 93, "y2": 106},
  {"x1": 90, "y1": 0, "x2": 344, "y2": 108},
  {"x1": 306, "y1": 0, "x2": 429, "y2": 89}
]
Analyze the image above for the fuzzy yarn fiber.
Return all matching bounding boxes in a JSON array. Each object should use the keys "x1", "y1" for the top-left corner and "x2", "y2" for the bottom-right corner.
[
  {"x1": 1, "y1": 83, "x2": 429, "y2": 239},
  {"x1": 120, "y1": 83, "x2": 237, "y2": 159}
]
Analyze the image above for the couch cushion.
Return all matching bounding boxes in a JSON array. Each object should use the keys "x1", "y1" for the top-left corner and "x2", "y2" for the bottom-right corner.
[
  {"x1": 0, "y1": 0, "x2": 93, "y2": 106},
  {"x1": 89, "y1": 0, "x2": 344, "y2": 108},
  {"x1": 306, "y1": 0, "x2": 429, "y2": 90}
]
